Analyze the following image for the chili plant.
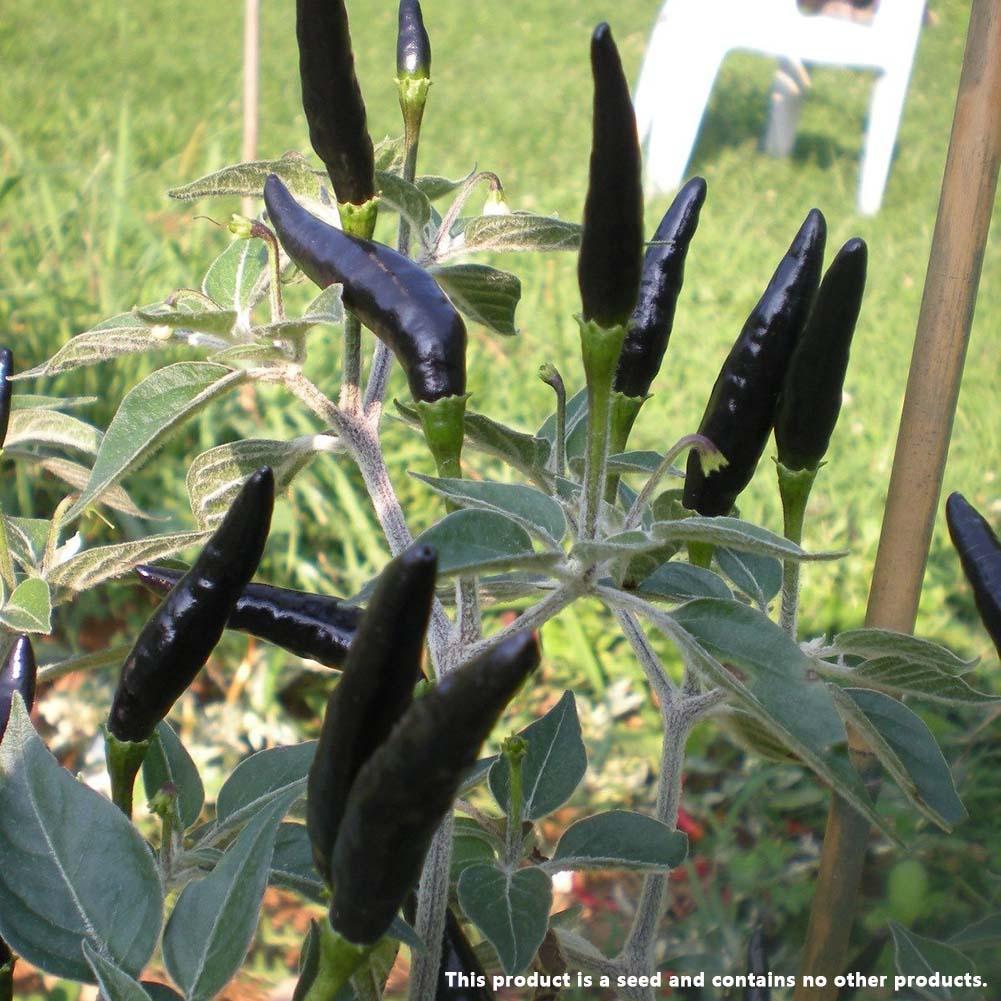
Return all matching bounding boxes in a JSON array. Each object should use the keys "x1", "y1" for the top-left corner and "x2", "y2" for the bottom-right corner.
[{"x1": 0, "y1": 3, "x2": 996, "y2": 1000}]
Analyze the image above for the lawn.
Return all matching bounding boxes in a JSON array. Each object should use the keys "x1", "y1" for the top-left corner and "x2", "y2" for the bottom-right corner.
[{"x1": 2, "y1": 0, "x2": 1000, "y2": 995}]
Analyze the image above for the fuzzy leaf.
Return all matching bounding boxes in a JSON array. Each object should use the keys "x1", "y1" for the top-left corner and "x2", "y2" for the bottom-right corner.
[
  {"x1": 636, "y1": 562, "x2": 733, "y2": 602},
  {"x1": 83, "y1": 943, "x2": 153, "y2": 1001},
  {"x1": 67, "y1": 362, "x2": 245, "y2": 520},
  {"x1": 6, "y1": 409, "x2": 103, "y2": 455},
  {"x1": 551, "y1": 811, "x2": 688, "y2": 871},
  {"x1": 430, "y1": 264, "x2": 521, "y2": 336},
  {"x1": 889, "y1": 923, "x2": 974, "y2": 1001},
  {"x1": 169, "y1": 154, "x2": 320, "y2": 201},
  {"x1": 461, "y1": 213, "x2": 582, "y2": 254},
  {"x1": 457, "y1": 864, "x2": 552, "y2": 976},
  {"x1": 269, "y1": 823, "x2": 325, "y2": 904},
  {"x1": 202, "y1": 238, "x2": 270, "y2": 316},
  {"x1": 142, "y1": 721, "x2": 205, "y2": 831},
  {"x1": 187, "y1": 436, "x2": 320, "y2": 530},
  {"x1": 848, "y1": 656, "x2": 998, "y2": 706},
  {"x1": 0, "y1": 578, "x2": 52, "y2": 633},
  {"x1": 47, "y1": 530, "x2": 209, "y2": 592},
  {"x1": 835, "y1": 629, "x2": 976, "y2": 673},
  {"x1": 0, "y1": 697, "x2": 163, "y2": 981},
  {"x1": 490, "y1": 691, "x2": 585, "y2": 820},
  {"x1": 214, "y1": 742, "x2": 317, "y2": 831}
]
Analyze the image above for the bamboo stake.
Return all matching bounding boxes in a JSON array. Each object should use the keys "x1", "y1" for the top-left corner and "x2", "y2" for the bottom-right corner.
[
  {"x1": 241, "y1": 0, "x2": 261, "y2": 219},
  {"x1": 794, "y1": 5, "x2": 1001, "y2": 999}
]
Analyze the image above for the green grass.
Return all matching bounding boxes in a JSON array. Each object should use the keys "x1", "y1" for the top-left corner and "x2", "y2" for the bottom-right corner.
[{"x1": 2, "y1": 0, "x2": 1001, "y2": 992}]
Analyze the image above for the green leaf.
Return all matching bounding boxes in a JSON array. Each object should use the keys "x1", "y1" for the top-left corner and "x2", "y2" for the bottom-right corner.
[
  {"x1": 948, "y1": 912, "x2": 1001, "y2": 949},
  {"x1": 202, "y1": 238, "x2": 270, "y2": 316},
  {"x1": 889, "y1": 922, "x2": 974, "y2": 1001},
  {"x1": 214, "y1": 741, "x2": 317, "y2": 829},
  {"x1": 416, "y1": 172, "x2": 473, "y2": 201},
  {"x1": 611, "y1": 593, "x2": 890, "y2": 839},
  {"x1": 413, "y1": 474, "x2": 565, "y2": 544},
  {"x1": 6, "y1": 408, "x2": 103, "y2": 455},
  {"x1": 375, "y1": 170, "x2": 432, "y2": 234},
  {"x1": 163, "y1": 798, "x2": 287, "y2": 1001},
  {"x1": 24, "y1": 456, "x2": 155, "y2": 519},
  {"x1": 11, "y1": 394, "x2": 98, "y2": 411},
  {"x1": 4, "y1": 518, "x2": 51, "y2": 571},
  {"x1": 847, "y1": 656, "x2": 998, "y2": 706},
  {"x1": 187, "y1": 436, "x2": 320, "y2": 530},
  {"x1": 605, "y1": 450, "x2": 671, "y2": 475},
  {"x1": 270, "y1": 823, "x2": 325, "y2": 903},
  {"x1": 142, "y1": 721, "x2": 205, "y2": 830},
  {"x1": 457, "y1": 863, "x2": 552, "y2": 976},
  {"x1": 142, "y1": 987, "x2": 185, "y2": 1001},
  {"x1": 835, "y1": 629, "x2": 976, "y2": 673},
  {"x1": 490, "y1": 690, "x2": 586, "y2": 820},
  {"x1": 451, "y1": 834, "x2": 496, "y2": 880},
  {"x1": 652, "y1": 516, "x2": 840, "y2": 562},
  {"x1": 841, "y1": 688, "x2": 966, "y2": 829},
  {"x1": 0, "y1": 696, "x2": 163, "y2": 981},
  {"x1": 135, "y1": 306, "x2": 238, "y2": 339},
  {"x1": 15, "y1": 311, "x2": 168, "y2": 378},
  {"x1": 395, "y1": 401, "x2": 550, "y2": 481},
  {"x1": 636, "y1": 562, "x2": 733, "y2": 602},
  {"x1": 67, "y1": 362, "x2": 245, "y2": 520},
  {"x1": 169, "y1": 154, "x2": 320, "y2": 201},
  {"x1": 430, "y1": 264, "x2": 521, "y2": 336},
  {"x1": 83, "y1": 942, "x2": 153, "y2": 1001},
  {"x1": 47, "y1": 530, "x2": 209, "y2": 592},
  {"x1": 0, "y1": 578, "x2": 52, "y2": 633},
  {"x1": 551, "y1": 811, "x2": 688, "y2": 871},
  {"x1": 715, "y1": 548, "x2": 782, "y2": 608},
  {"x1": 412, "y1": 509, "x2": 559, "y2": 577},
  {"x1": 461, "y1": 213, "x2": 582, "y2": 254}
]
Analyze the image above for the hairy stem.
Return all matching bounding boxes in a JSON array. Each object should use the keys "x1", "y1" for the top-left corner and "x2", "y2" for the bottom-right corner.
[
  {"x1": 408, "y1": 813, "x2": 454, "y2": 1001},
  {"x1": 777, "y1": 463, "x2": 818, "y2": 636}
]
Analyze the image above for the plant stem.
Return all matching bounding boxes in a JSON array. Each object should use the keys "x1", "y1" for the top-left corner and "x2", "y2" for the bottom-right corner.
[
  {"x1": 578, "y1": 319, "x2": 626, "y2": 540},
  {"x1": 777, "y1": 462, "x2": 818, "y2": 636},
  {"x1": 539, "y1": 364, "x2": 567, "y2": 479},
  {"x1": 337, "y1": 200, "x2": 379, "y2": 414},
  {"x1": 104, "y1": 731, "x2": 149, "y2": 819},
  {"x1": 604, "y1": 392, "x2": 645, "y2": 504},
  {"x1": 302, "y1": 921, "x2": 373, "y2": 1001},
  {"x1": 502, "y1": 736, "x2": 528, "y2": 865},
  {"x1": 407, "y1": 813, "x2": 453, "y2": 1001},
  {"x1": 614, "y1": 608, "x2": 677, "y2": 708}
]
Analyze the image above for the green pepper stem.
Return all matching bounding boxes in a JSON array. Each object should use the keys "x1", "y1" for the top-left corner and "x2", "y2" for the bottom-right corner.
[
  {"x1": 502, "y1": 736, "x2": 529, "y2": 865},
  {"x1": 247, "y1": 220, "x2": 285, "y2": 325},
  {"x1": 301, "y1": 920, "x2": 373, "y2": 1001},
  {"x1": 777, "y1": 461, "x2": 819, "y2": 636},
  {"x1": 579, "y1": 319, "x2": 627, "y2": 540},
  {"x1": 104, "y1": 730, "x2": 150, "y2": 819},
  {"x1": 337, "y1": 198, "x2": 379, "y2": 414},
  {"x1": 605, "y1": 392, "x2": 646, "y2": 504}
]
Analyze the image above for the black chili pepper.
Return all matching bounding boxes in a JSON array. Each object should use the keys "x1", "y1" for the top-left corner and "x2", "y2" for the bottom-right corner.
[
  {"x1": 135, "y1": 565, "x2": 360, "y2": 669},
  {"x1": 743, "y1": 925, "x2": 771, "y2": 1001},
  {"x1": 613, "y1": 177, "x2": 707, "y2": 398},
  {"x1": 683, "y1": 209, "x2": 827, "y2": 517},
  {"x1": 946, "y1": 492, "x2": 1001, "y2": 656},
  {"x1": 307, "y1": 543, "x2": 438, "y2": 886},
  {"x1": 397, "y1": 0, "x2": 431, "y2": 81},
  {"x1": 108, "y1": 468, "x2": 275, "y2": 744},
  {"x1": 0, "y1": 349, "x2": 12, "y2": 451},
  {"x1": 437, "y1": 908, "x2": 494, "y2": 1000},
  {"x1": 296, "y1": 0, "x2": 375, "y2": 206},
  {"x1": 264, "y1": 174, "x2": 467, "y2": 403},
  {"x1": 329, "y1": 631, "x2": 541, "y2": 944},
  {"x1": 774, "y1": 238, "x2": 867, "y2": 471},
  {"x1": 578, "y1": 23, "x2": 644, "y2": 330},
  {"x1": 0, "y1": 636, "x2": 36, "y2": 741}
]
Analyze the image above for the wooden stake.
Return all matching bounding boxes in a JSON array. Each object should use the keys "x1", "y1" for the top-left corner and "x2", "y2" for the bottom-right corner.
[
  {"x1": 795, "y1": 4, "x2": 1001, "y2": 999},
  {"x1": 241, "y1": 0, "x2": 261, "y2": 220}
]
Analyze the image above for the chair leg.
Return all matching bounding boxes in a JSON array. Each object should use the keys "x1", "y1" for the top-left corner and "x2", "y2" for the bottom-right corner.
[
  {"x1": 642, "y1": 48, "x2": 726, "y2": 195},
  {"x1": 762, "y1": 58, "x2": 808, "y2": 158},
  {"x1": 857, "y1": 66, "x2": 912, "y2": 215}
]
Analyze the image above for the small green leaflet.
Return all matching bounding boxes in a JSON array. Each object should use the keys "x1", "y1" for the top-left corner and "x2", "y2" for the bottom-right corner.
[
  {"x1": 202, "y1": 238, "x2": 270, "y2": 316},
  {"x1": 550, "y1": 811, "x2": 688, "y2": 872},
  {"x1": 0, "y1": 578, "x2": 52, "y2": 633},
  {"x1": 430, "y1": 264, "x2": 521, "y2": 336}
]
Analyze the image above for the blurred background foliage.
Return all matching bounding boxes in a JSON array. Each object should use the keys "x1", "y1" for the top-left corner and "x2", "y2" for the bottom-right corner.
[{"x1": 2, "y1": 0, "x2": 1001, "y2": 995}]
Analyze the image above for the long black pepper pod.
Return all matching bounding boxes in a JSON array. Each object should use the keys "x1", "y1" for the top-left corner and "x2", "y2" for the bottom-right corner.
[
  {"x1": 307, "y1": 543, "x2": 438, "y2": 886},
  {"x1": 614, "y1": 177, "x2": 708, "y2": 397},
  {"x1": 774, "y1": 238, "x2": 867, "y2": 471},
  {"x1": 946, "y1": 492, "x2": 1001, "y2": 656},
  {"x1": 743, "y1": 925, "x2": 771, "y2": 1001},
  {"x1": 0, "y1": 349, "x2": 12, "y2": 450},
  {"x1": 0, "y1": 636, "x2": 36, "y2": 741},
  {"x1": 264, "y1": 174, "x2": 466, "y2": 403},
  {"x1": 108, "y1": 468, "x2": 275, "y2": 743},
  {"x1": 296, "y1": 0, "x2": 375, "y2": 205},
  {"x1": 397, "y1": 0, "x2": 431, "y2": 80},
  {"x1": 135, "y1": 565, "x2": 360, "y2": 668},
  {"x1": 577, "y1": 23, "x2": 644, "y2": 330},
  {"x1": 329, "y1": 631, "x2": 541, "y2": 944},
  {"x1": 683, "y1": 209, "x2": 827, "y2": 516}
]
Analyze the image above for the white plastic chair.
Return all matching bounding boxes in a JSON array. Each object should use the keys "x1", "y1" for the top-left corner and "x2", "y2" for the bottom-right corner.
[{"x1": 634, "y1": 0, "x2": 926, "y2": 214}]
